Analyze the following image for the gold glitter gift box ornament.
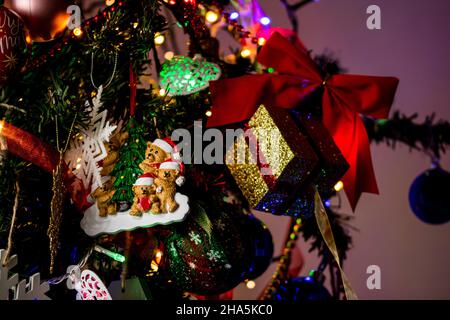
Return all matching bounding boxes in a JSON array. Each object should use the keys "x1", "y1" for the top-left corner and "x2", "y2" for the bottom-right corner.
[
  {"x1": 290, "y1": 108, "x2": 350, "y2": 200},
  {"x1": 225, "y1": 105, "x2": 321, "y2": 216}
]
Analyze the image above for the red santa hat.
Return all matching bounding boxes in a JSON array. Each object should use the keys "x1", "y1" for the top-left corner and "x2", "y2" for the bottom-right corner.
[
  {"x1": 159, "y1": 160, "x2": 185, "y2": 186},
  {"x1": 134, "y1": 173, "x2": 155, "y2": 186},
  {"x1": 152, "y1": 137, "x2": 182, "y2": 161}
]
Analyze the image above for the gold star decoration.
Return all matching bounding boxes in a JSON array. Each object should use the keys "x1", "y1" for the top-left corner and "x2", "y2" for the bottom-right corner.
[{"x1": 3, "y1": 52, "x2": 18, "y2": 70}]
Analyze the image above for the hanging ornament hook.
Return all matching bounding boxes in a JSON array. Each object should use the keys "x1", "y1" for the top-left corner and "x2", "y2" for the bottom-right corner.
[{"x1": 90, "y1": 51, "x2": 118, "y2": 90}]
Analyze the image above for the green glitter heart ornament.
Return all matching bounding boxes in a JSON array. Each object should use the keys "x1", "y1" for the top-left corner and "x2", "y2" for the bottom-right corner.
[{"x1": 159, "y1": 55, "x2": 221, "y2": 96}]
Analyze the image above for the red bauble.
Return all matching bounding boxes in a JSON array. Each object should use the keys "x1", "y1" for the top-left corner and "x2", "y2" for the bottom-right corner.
[
  {"x1": 4, "y1": 0, "x2": 73, "y2": 42},
  {"x1": 0, "y1": 6, "x2": 27, "y2": 84}
]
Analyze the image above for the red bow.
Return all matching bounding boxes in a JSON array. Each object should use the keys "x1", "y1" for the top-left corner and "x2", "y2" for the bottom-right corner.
[{"x1": 207, "y1": 30, "x2": 399, "y2": 210}]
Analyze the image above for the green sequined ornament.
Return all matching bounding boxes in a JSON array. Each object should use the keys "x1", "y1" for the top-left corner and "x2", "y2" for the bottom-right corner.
[
  {"x1": 159, "y1": 55, "x2": 221, "y2": 96},
  {"x1": 164, "y1": 195, "x2": 261, "y2": 296}
]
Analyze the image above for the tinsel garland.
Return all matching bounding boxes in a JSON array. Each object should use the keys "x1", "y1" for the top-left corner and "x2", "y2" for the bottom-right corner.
[
  {"x1": 259, "y1": 217, "x2": 302, "y2": 300},
  {"x1": 365, "y1": 111, "x2": 450, "y2": 159}
]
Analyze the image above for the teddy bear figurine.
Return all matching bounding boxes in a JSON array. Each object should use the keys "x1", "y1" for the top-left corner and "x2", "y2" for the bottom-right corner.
[
  {"x1": 139, "y1": 138, "x2": 181, "y2": 175},
  {"x1": 101, "y1": 131, "x2": 130, "y2": 176},
  {"x1": 90, "y1": 177, "x2": 117, "y2": 217},
  {"x1": 154, "y1": 161, "x2": 185, "y2": 213},
  {"x1": 130, "y1": 173, "x2": 160, "y2": 216}
]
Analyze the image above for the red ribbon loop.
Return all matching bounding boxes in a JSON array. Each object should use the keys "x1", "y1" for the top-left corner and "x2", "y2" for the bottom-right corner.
[
  {"x1": 1, "y1": 121, "x2": 90, "y2": 211},
  {"x1": 207, "y1": 30, "x2": 399, "y2": 210}
]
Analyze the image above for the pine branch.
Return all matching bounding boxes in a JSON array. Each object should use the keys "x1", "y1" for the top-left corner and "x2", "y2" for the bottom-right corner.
[
  {"x1": 365, "y1": 111, "x2": 450, "y2": 160},
  {"x1": 279, "y1": 0, "x2": 317, "y2": 33}
]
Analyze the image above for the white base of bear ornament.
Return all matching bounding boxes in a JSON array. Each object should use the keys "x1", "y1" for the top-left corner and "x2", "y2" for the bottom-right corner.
[{"x1": 80, "y1": 193, "x2": 189, "y2": 237}]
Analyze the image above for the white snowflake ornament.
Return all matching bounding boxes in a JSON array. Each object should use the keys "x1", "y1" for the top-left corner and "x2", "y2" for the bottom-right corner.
[
  {"x1": 65, "y1": 85, "x2": 117, "y2": 190},
  {"x1": 0, "y1": 249, "x2": 51, "y2": 300},
  {"x1": 0, "y1": 250, "x2": 19, "y2": 300},
  {"x1": 13, "y1": 273, "x2": 51, "y2": 300}
]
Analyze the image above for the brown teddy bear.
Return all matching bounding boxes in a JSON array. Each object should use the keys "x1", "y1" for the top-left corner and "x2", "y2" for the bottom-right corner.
[
  {"x1": 91, "y1": 178, "x2": 117, "y2": 217},
  {"x1": 101, "y1": 131, "x2": 130, "y2": 176},
  {"x1": 139, "y1": 138, "x2": 181, "y2": 175},
  {"x1": 130, "y1": 174, "x2": 160, "y2": 216},
  {"x1": 154, "y1": 161, "x2": 185, "y2": 213}
]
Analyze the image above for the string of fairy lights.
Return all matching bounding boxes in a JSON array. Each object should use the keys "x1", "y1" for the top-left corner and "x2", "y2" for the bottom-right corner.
[{"x1": 26, "y1": 0, "x2": 275, "y2": 70}]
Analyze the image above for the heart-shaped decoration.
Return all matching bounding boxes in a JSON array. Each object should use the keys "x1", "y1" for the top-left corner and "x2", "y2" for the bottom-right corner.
[
  {"x1": 159, "y1": 55, "x2": 221, "y2": 96},
  {"x1": 78, "y1": 270, "x2": 112, "y2": 300},
  {"x1": 67, "y1": 266, "x2": 112, "y2": 301}
]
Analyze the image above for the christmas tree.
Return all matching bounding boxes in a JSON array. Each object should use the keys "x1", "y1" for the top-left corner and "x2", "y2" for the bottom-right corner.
[
  {"x1": 0, "y1": 0, "x2": 449, "y2": 302},
  {"x1": 110, "y1": 117, "x2": 146, "y2": 206}
]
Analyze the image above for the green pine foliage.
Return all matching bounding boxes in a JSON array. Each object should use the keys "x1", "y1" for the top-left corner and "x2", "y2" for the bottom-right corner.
[
  {"x1": 0, "y1": 2, "x2": 175, "y2": 273},
  {"x1": 110, "y1": 117, "x2": 146, "y2": 204}
]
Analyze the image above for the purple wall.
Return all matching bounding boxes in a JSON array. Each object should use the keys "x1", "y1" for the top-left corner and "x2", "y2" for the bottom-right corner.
[{"x1": 235, "y1": 0, "x2": 450, "y2": 300}]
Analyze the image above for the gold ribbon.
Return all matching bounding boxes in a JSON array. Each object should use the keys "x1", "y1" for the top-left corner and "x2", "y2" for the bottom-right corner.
[{"x1": 314, "y1": 189, "x2": 358, "y2": 300}]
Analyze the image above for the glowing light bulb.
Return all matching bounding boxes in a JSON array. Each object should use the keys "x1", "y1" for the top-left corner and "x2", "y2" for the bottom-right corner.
[
  {"x1": 73, "y1": 27, "x2": 83, "y2": 37},
  {"x1": 260, "y1": 16, "x2": 271, "y2": 26},
  {"x1": 206, "y1": 11, "x2": 219, "y2": 23},
  {"x1": 205, "y1": 110, "x2": 212, "y2": 117},
  {"x1": 164, "y1": 51, "x2": 174, "y2": 60},
  {"x1": 149, "y1": 250, "x2": 163, "y2": 273},
  {"x1": 334, "y1": 181, "x2": 344, "y2": 192},
  {"x1": 159, "y1": 88, "x2": 166, "y2": 96},
  {"x1": 94, "y1": 245, "x2": 126, "y2": 263},
  {"x1": 240, "y1": 48, "x2": 251, "y2": 58},
  {"x1": 257, "y1": 37, "x2": 266, "y2": 46},
  {"x1": 246, "y1": 280, "x2": 256, "y2": 289},
  {"x1": 154, "y1": 32, "x2": 165, "y2": 45},
  {"x1": 150, "y1": 261, "x2": 159, "y2": 272},
  {"x1": 105, "y1": 0, "x2": 115, "y2": 6},
  {"x1": 229, "y1": 12, "x2": 239, "y2": 20}
]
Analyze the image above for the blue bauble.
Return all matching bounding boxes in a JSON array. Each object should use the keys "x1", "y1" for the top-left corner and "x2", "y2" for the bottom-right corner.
[
  {"x1": 274, "y1": 276, "x2": 332, "y2": 301},
  {"x1": 409, "y1": 166, "x2": 450, "y2": 225},
  {"x1": 243, "y1": 215, "x2": 274, "y2": 280}
]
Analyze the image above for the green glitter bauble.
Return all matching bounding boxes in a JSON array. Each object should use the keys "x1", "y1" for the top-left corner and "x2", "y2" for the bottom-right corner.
[
  {"x1": 164, "y1": 202, "x2": 253, "y2": 296},
  {"x1": 159, "y1": 55, "x2": 221, "y2": 96}
]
